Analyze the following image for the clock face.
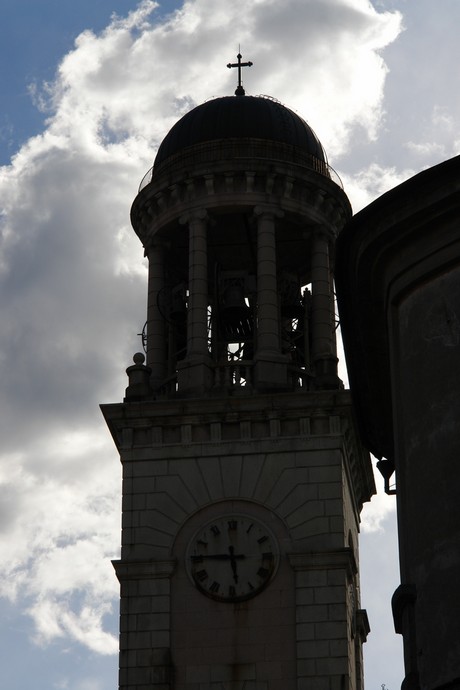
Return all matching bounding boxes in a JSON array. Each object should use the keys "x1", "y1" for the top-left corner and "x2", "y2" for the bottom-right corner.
[{"x1": 187, "y1": 515, "x2": 278, "y2": 602}]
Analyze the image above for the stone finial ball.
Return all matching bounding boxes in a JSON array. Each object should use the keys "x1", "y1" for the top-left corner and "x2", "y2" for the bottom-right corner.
[{"x1": 133, "y1": 352, "x2": 145, "y2": 365}]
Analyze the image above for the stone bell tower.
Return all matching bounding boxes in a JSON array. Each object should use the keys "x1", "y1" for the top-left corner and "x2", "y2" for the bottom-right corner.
[{"x1": 102, "y1": 61, "x2": 375, "y2": 690}]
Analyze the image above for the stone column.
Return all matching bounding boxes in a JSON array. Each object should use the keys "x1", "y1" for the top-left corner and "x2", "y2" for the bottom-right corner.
[
  {"x1": 177, "y1": 209, "x2": 213, "y2": 394},
  {"x1": 311, "y1": 229, "x2": 339, "y2": 388},
  {"x1": 255, "y1": 207, "x2": 280, "y2": 355},
  {"x1": 185, "y1": 209, "x2": 209, "y2": 359},
  {"x1": 253, "y1": 206, "x2": 288, "y2": 389},
  {"x1": 147, "y1": 242, "x2": 166, "y2": 388}
]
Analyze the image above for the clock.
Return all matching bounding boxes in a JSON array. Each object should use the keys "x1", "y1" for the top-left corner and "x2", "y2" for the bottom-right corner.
[{"x1": 187, "y1": 515, "x2": 278, "y2": 602}]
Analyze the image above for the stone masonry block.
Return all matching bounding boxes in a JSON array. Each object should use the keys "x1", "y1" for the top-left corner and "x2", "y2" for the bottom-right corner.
[
  {"x1": 240, "y1": 455, "x2": 267, "y2": 498},
  {"x1": 296, "y1": 604, "x2": 328, "y2": 622},
  {"x1": 329, "y1": 639, "x2": 348, "y2": 657},
  {"x1": 276, "y1": 483, "x2": 319, "y2": 518},
  {"x1": 316, "y1": 657, "x2": 348, "y2": 675},
  {"x1": 297, "y1": 677, "x2": 330, "y2": 690},
  {"x1": 132, "y1": 476, "x2": 156, "y2": 495},
  {"x1": 221, "y1": 456, "x2": 243, "y2": 496},
  {"x1": 143, "y1": 509, "x2": 180, "y2": 535},
  {"x1": 327, "y1": 569, "x2": 347, "y2": 586},
  {"x1": 297, "y1": 659, "x2": 317, "y2": 676},
  {"x1": 296, "y1": 588, "x2": 315, "y2": 605},
  {"x1": 144, "y1": 490, "x2": 188, "y2": 522},
  {"x1": 268, "y1": 467, "x2": 312, "y2": 507},
  {"x1": 137, "y1": 612, "x2": 170, "y2": 630},
  {"x1": 150, "y1": 630, "x2": 170, "y2": 647},
  {"x1": 315, "y1": 586, "x2": 345, "y2": 605},
  {"x1": 257, "y1": 661, "x2": 284, "y2": 679},
  {"x1": 296, "y1": 623, "x2": 315, "y2": 640},
  {"x1": 325, "y1": 499, "x2": 344, "y2": 516},
  {"x1": 186, "y1": 665, "x2": 211, "y2": 683},
  {"x1": 309, "y1": 466, "x2": 342, "y2": 483},
  {"x1": 318, "y1": 482, "x2": 342, "y2": 500},
  {"x1": 297, "y1": 639, "x2": 330, "y2": 659},
  {"x1": 119, "y1": 649, "x2": 136, "y2": 668},
  {"x1": 314, "y1": 621, "x2": 346, "y2": 640},
  {"x1": 210, "y1": 664, "x2": 256, "y2": 682},
  {"x1": 131, "y1": 461, "x2": 167, "y2": 478},
  {"x1": 197, "y1": 457, "x2": 224, "y2": 499},
  {"x1": 254, "y1": 454, "x2": 295, "y2": 504},
  {"x1": 163, "y1": 460, "x2": 205, "y2": 504},
  {"x1": 296, "y1": 570, "x2": 328, "y2": 588},
  {"x1": 290, "y1": 517, "x2": 330, "y2": 542},
  {"x1": 155, "y1": 474, "x2": 199, "y2": 514},
  {"x1": 327, "y1": 603, "x2": 347, "y2": 621},
  {"x1": 137, "y1": 579, "x2": 170, "y2": 596}
]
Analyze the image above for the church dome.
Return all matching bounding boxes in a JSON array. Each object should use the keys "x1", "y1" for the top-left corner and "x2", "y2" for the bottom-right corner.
[{"x1": 153, "y1": 95, "x2": 327, "y2": 173}]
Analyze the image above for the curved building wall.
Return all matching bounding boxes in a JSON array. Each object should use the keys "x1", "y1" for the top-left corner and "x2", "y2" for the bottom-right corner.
[{"x1": 335, "y1": 155, "x2": 460, "y2": 690}]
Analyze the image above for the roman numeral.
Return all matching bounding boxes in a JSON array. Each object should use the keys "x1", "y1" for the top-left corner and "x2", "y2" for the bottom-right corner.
[
  {"x1": 229, "y1": 585, "x2": 236, "y2": 598},
  {"x1": 227, "y1": 520, "x2": 238, "y2": 530},
  {"x1": 257, "y1": 567, "x2": 269, "y2": 579},
  {"x1": 210, "y1": 525, "x2": 220, "y2": 536},
  {"x1": 257, "y1": 535, "x2": 268, "y2": 544},
  {"x1": 209, "y1": 581, "x2": 220, "y2": 593},
  {"x1": 195, "y1": 569, "x2": 208, "y2": 582}
]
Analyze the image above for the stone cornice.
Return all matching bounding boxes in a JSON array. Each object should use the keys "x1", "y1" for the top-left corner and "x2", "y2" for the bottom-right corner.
[
  {"x1": 112, "y1": 558, "x2": 177, "y2": 581},
  {"x1": 288, "y1": 547, "x2": 358, "y2": 576},
  {"x1": 131, "y1": 158, "x2": 351, "y2": 249}
]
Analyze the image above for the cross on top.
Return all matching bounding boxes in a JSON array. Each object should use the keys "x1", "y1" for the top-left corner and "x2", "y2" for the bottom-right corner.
[{"x1": 227, "y1": 52, "x2": 253, "y2": 96}]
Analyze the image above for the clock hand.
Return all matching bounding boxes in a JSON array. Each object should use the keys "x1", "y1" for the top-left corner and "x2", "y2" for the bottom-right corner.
[
  {"x1": 228, "y1": 545, "x2": 239, "y2": 584},
  {"x1": 191, "y1": 553, "x2": 245, "y2": 561}
]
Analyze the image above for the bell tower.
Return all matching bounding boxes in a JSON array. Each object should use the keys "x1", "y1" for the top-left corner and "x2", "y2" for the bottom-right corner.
[{"x1": 102, "y1": 67, "x2": 375, "y2": 690}]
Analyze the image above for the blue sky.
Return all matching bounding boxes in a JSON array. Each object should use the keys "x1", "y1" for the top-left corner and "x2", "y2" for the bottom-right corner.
[{"x1": 1, "y1": 1, "x2": 459, "y2": 689}]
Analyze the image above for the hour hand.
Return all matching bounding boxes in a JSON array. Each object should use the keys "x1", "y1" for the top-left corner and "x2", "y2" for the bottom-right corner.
[
  {"x1": 229, "y1": 545, "x2": 239, "y2": 583},
  {"x1": 191, "y1": 553, "x2": 245, "y2": 562}
]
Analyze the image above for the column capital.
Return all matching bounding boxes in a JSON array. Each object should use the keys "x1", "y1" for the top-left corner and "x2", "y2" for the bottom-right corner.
[
  {"x1": 179, "y1": 208, "x2": 208, "y2": 225},
  {"x1": 253, "y1": 205, "x2": 284, "y2": 220},
  {"x1": 314, "y1": 224, "x2": 336, "y2": 242}
]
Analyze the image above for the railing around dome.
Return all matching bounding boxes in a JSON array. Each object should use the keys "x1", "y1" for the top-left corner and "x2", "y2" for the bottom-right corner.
[{"x1": 137, "y1": 141, "x2": 344, "y2": 193}]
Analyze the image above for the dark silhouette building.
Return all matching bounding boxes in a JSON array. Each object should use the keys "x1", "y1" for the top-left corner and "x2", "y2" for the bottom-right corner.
[{"x1": 336, "y1": 155, "x2": 460, "y2": 690}]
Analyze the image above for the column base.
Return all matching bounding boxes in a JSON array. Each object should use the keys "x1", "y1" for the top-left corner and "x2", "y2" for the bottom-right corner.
[
  {"x1": 313, "y1": 355, "x2": 343, "y2": 390},
  {"x1": 253, "y1": 352, "x2": 290, "y2": 391},
  {"x1": 177, "y1": 357, "x2": 214, "y2": 395}
]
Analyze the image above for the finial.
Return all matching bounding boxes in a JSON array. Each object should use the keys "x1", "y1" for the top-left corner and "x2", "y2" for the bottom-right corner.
[
  {"x1": 227, "y1": 52, "x2": 253, "y2": 96},
  {"x1": 133, "y1": 352, "x2": 146, "y2": 365}
]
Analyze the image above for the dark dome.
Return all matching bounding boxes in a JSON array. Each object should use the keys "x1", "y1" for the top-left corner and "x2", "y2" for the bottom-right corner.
[{"x1": 154, "y1": 96, "x2": 326, "y2": 169}]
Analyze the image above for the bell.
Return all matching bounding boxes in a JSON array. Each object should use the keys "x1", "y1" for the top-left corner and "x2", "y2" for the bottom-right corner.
[
  {"x1": 222, "y1": 284, "x2": 248, "y2": 322},
  {"x1": 170, "y1": 285, "x2": 187, "y2": 323}
]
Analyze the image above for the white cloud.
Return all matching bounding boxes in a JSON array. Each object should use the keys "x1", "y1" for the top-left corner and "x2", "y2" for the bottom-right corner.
[
  {"x1": 341, "y1": 161, "x2": 415, "y2": 212},
  {"x1": 0, "y1": 0, "x2": 404, "y2": 656}
]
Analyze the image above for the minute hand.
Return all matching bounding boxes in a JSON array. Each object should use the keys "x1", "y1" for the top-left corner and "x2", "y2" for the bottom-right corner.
[{"x1": 192, "y1": 553, "x2": 245, "y2": 561}]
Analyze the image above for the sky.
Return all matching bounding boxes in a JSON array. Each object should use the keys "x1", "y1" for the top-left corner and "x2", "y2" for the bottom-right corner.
[{"x1": 0, "y1": 1, "x2": 459, "y2": 688}]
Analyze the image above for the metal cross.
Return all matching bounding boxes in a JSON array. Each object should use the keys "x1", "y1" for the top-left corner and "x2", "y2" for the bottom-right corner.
[{"x1": 227, "y1": 53, "x2": 253, "y2": 96}]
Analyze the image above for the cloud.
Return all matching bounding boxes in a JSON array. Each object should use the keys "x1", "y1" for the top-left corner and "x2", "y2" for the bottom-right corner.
[
  {"x1": 340, "y1": 161, "x2": 415, "y2": 212},
  {"x1": 0, "y1": 0, "x2": 403, "y2": 654}
]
